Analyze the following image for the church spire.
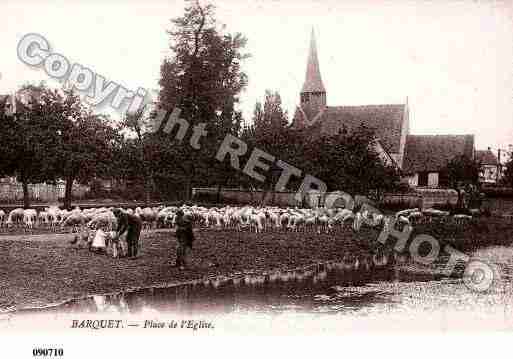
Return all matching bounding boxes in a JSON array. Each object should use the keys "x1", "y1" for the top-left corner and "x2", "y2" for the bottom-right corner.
[{"x1": 301, "y1": 28, "x2": 326, "y2": 94}]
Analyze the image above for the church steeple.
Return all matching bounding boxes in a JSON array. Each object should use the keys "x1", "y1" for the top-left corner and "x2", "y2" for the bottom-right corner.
[{"x1": 300, "y1": 28, "x2": 326, "y2": 110}]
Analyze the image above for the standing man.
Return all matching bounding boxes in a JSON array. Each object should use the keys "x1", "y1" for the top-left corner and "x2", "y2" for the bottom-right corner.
[
  {"x1": 113, "y1": 208, "x2": 143, "y2": 259},
  {"x1": 174, "y1": 209, "x2": 195, "y2": 270}
]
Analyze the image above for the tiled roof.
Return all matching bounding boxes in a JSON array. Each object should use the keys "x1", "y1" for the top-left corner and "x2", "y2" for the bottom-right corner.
[
  {"x1": 476, "y1": 149, "x2": 498, "y2": 165},
  {"x1": 303, "y1": 104, "x2": 406, "y2": 153},
  {"x1": 402, "y1": 134, "x2": 475, "y2": 173}
]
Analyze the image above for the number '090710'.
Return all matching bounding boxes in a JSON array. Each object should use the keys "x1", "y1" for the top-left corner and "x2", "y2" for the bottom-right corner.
[{"x1": 32, "y1": 348, "x2": 64, "y2": 357}]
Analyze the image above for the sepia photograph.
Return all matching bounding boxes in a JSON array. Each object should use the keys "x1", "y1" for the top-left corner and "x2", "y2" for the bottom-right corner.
[{"x1": 1, "y1": 0, "x2": 513, "y2": 356}]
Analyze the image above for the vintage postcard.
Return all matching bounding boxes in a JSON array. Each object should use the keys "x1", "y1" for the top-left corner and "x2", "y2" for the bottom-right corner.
[{"x1": 1, "y1": 0, "x2": 512, "y2": 356}]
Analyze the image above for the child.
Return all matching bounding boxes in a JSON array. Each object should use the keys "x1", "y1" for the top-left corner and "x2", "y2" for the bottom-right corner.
[
  {"x1": 70, "y1": 227, "x2": 91, "y2": 249},
  {"x1": 91, "y1": 226, "x2": 108, "y2": 254}
]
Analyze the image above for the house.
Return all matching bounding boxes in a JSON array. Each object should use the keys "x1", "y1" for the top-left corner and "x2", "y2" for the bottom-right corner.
[
  {"x1": 292, "y1": 30, "x2": 475, "y2": 188},
  {"x1": 1, "y1": 87, "x2": 42, "y2": 116},
  {"x1": 0, "y1": 94, "x2": 15, "y2": 116},
  {"x1": 476, "y1": 148, "x2": 499, "y2": 184},
  {"x1": 402, "y1": 134, "x2": 475, "y2": 187}
]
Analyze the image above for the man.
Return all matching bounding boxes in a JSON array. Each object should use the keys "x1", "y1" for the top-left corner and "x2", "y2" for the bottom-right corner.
[
  {"x1": 113, "y1": 208, "x2": 142, "y2": 259},
  {"x1": 174, "y1": 209, "x2": 195, "y2": 269}
]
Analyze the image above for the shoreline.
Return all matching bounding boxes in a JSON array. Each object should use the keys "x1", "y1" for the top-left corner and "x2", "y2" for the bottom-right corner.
[
  {"x1": 2, "y1": 258, "x2": 362, "y2": 314},
  {"x1": 0, "y1": 228, "x2": 385, "y2": 311},
  {"x1": 2, "y1": 219, "x2": 512, "y2": 313}
]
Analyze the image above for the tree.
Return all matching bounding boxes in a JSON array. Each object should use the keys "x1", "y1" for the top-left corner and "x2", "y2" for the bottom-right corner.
[
  {"x1": 242, "y1": 90, "x2": 293, "y2": 202},
  {"x1": 302, "y1": 125, "x2": 400, "y2": 199},
  {"x1": 442, "y1": 154, "x2": 482, "y2": 209},
  {"x1": 48, "y1": 90, "x2": 117, "y2": 209},
  {"x1": 122, "y1": 107, "x2": 155, "y2": 203},
  {"x1": 155, "y1": 0, "x2": 249, "y2": 200},
  {"x1": 502, "y1": 157, "x2": 513, "y2": 188},
  {"x1": 0, "y1": 84, "x2": 61, "y2": 208},
  {"x1": 253, "y1": 90, "x2": 289, "y2": 138}
]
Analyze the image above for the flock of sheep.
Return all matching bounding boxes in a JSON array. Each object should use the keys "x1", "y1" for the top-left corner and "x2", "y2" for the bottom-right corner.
[{"x1": 0, "y1": 203, "x2": 476, "y2": 235}]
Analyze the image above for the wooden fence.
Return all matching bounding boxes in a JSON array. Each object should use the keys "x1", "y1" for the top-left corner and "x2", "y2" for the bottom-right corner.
[{"x1": 0, "y1": 182, "x2": 89, "y2": 203}]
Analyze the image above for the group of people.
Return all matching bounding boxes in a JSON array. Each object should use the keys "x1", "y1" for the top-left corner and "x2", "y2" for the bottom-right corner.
[{"x1": 73, "y1": 208, "x2": 195, "y2": 269}]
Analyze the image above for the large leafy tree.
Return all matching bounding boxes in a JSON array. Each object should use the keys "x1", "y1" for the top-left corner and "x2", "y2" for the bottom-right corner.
[
  {"x1": 252, "y1": 90, "x2": 289, "y2": 138},
  {"x1": 46, "y1": 90, "x2": 117, "y2": 209},
  {"x1": 154, "y1": 0, "x2": 249, "y2": 200},
  {"x1": 302, "y1": 125, "x2": 400, "y2": 199},
  {"x1": 240, "y1": 90, "x2": 295, "y2": 200},
  {"x1": 0, "y1": 84, "x2": 61, "y2": 208}
]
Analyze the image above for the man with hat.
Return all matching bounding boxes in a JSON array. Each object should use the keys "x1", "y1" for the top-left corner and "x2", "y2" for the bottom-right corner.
[{"x1": 174, "y1": 209, "x2": 195, "y2": 269}]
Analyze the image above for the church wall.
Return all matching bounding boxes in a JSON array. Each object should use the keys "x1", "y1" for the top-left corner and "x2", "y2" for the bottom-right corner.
[{"x1": 301, "y1": 92, "x2": 326, "y2": 114}]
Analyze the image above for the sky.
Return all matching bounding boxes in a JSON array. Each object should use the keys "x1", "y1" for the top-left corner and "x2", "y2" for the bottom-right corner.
[{"x1": 1, "y1": 0, "x2": 512, "y2": 154}]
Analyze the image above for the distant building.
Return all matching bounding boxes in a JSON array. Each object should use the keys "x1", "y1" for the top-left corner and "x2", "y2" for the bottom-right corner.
[
  {"x1": 402, "y1": 135, "x2": 475, "y2": 187},
  {"x1": 476, "y1": 148, "x2": 499, "y2": 184},
  {"x1": 1, "y1": 86, "x2": 43, "y2": 116},
  {"x1": 292, "y1": 30, "x2": 475, "y2": 188}
]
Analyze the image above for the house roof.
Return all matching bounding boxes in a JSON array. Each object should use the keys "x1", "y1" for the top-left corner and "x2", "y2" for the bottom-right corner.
[
  {"x1": 301, "y1": 29, "x2": 326, "y2": 94},
  {"x1": 297, "y1": 104, "x2": 406, "y2": 154},
  {"x1": 402, "y1": 134, "x2": 475, "y2": 173},
  {"x1": 476, "y1": 149, "x2": 498, "y2": 165}
]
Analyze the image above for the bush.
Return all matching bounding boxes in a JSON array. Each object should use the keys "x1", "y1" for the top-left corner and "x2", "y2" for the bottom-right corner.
[{"x1": 481, "y1": 187, "x2": 513, "y2": 198}]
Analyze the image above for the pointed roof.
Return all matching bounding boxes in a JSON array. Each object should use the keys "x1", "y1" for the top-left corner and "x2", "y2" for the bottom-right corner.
[
  {"x1": 301, "y1": 29, "x2": 326, "y2": 94},
  {"x1": 476, "y1": 149, "x2": 498, "y2": 165}
]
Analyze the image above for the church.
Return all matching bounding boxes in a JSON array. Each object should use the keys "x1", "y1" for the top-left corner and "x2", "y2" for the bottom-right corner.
[{"x1": 292, "y1": 31, "x2": 475, "y2": 188}]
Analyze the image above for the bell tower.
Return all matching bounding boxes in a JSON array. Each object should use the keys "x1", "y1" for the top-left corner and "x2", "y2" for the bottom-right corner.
[{"x1": 300, "y1": 29, "x2": 326, "y2": 113}]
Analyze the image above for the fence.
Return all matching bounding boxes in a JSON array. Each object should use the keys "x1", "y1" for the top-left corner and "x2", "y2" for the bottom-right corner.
[
  {"x1": 0, "y1": 182, "x2": 90, "y2": 203},
  {"x1": 415, "y1": 188, "x2": 459, "y2": 210},
  {"x1": 192, "y1": 188, "x2": 303, "y2": 207},
  {"x1": 193, "y1": 187, "x2": 459, "y2": 210}
]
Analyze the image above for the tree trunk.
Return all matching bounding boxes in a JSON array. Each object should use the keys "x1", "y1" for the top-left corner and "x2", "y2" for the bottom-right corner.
[
  {"x1": 22, "y1": 180, "x2": 30, "y2": 209},
  {"x1": 455, "y1": 188, "x2": 463, "y2": 211},
  {"x1": 216, "y1": 184, "x2": 222, "y2": 204},
  {"x1": 144, "y1": 176, "x2": 151, "y2": 205},
  {"x1": 64, "y1": 176, "x2": 73, "y2": 210},
  {"x1": 185, "y1": 177, "x2": 192, "y2": 201}
]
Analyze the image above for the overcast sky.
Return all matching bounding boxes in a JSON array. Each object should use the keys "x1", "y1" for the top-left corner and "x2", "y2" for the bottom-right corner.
[{"x1": 1, "y1": 0, "x2": 512, "y2": 153}]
